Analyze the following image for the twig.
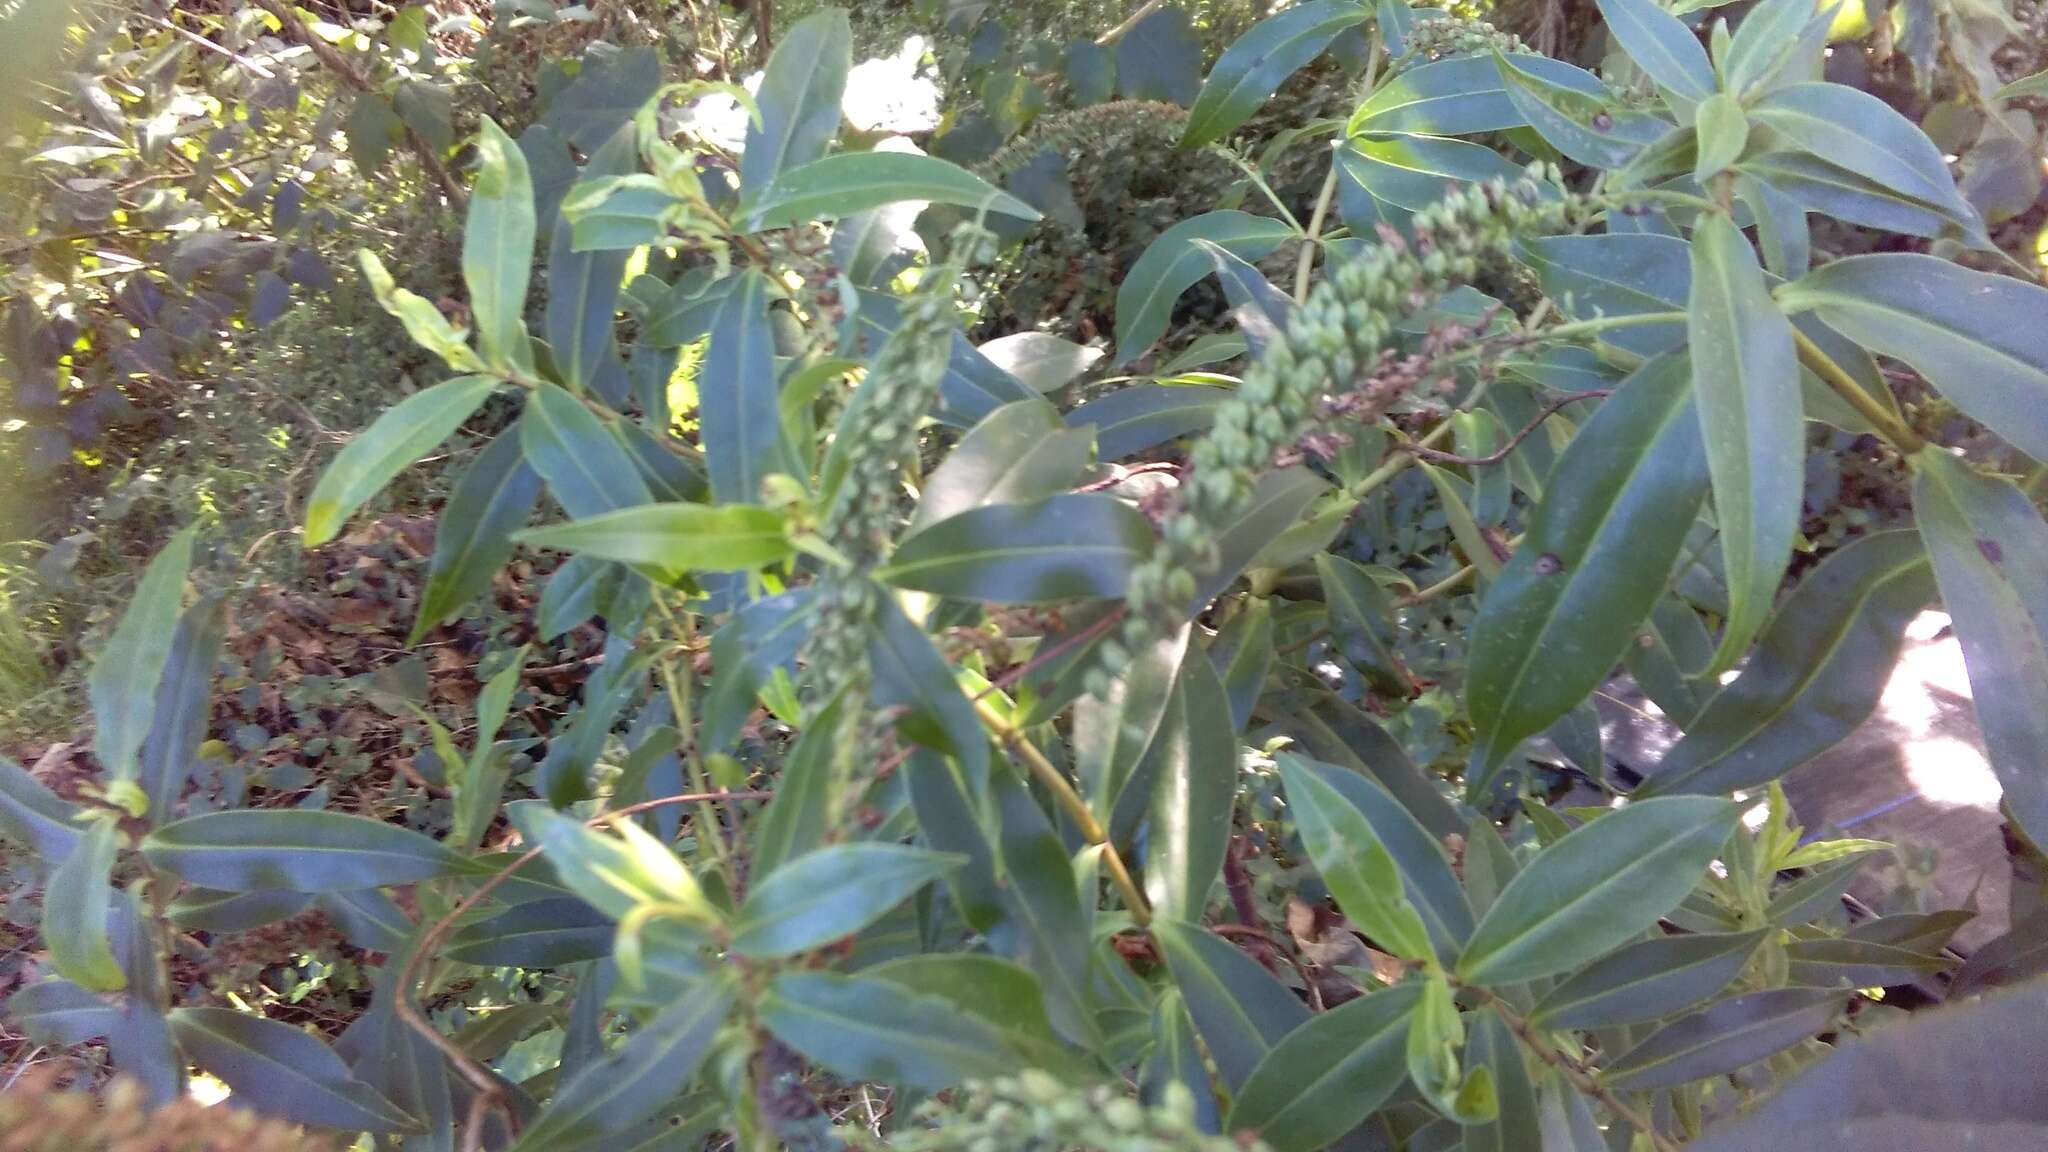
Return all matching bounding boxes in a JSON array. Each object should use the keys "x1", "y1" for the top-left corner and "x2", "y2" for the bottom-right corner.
[
  {"x1": 152, "y1": 13, "x2": 277, "y2": 78},
  {"x1": 1793, "y1": 328, "x2": 1924, "y2": 455},
  {"x1": 1400, "y1": 389, "x2": 1610, "y2": 467},
  {"x1": 1096, "y1": 0, "x2": 1168, "y2": 44},
  {"x1": 972, "y1": 696, "x2": 1153, "y2": 927},
  {"x1": 1481, "y1": 991, "x2": 1683, "y2": 1152},
  {"x1": 973, "y1": 607, "x2": 1127, "y2": 702},
  {"x1": 251, "y1": 0, "x2": 467, "y2": 207}
]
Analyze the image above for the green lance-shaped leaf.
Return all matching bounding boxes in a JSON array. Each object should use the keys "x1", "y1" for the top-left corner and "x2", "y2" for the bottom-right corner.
[
  {"x1": 988, "y1": 769, "x2": 1097, "y2": 1046},
  {"x1": 1688, "y1": 978, "x2": 2048, "y2": 1151},
  {"x1": 1315, "y1": 552, "x2": 1409, "y2": 697},
  {"x1": 732, "y1": 843, "x2": 961, "y2": 957},
  {"x1": 413, "y1": 428, "x2": 541, "y2": 642},
  {"x1": 1144, "y1": 655, "x2": 1238, "y2": 923},
  {"x1": 698, "y1": 269, "x2": 785, "y2": 504},
  {"x1": 138, "y1": 595, "x2": 226, "y2": 823},
  {"x1": 546, "y1": 123, "x2": 638, "y2": 399},
  {"x1": 1465, "y1": 353, "x2": 1707, "y2": 797},
  {"x1": 1075, "y1": 623, "x2": 1186, "y2": 831},
  {"x1": 740, "y1": 151, "x2": 1039, "y2": 232},
  {"x1": 1336, "y1": 132, "x2": 1532, "y2": 234},
  {"x1": 1689, "y1": 211, "x2": 1803, "y2": 675},
  {"x1": 1530, "y1": 929, "x2": 1768, "y2": 1030},
  {"x1": 44, "y1": 815, "x2": 124, "y2": 991},
  {"x1": 748, "y1": 691, "x2": 844, "y2": 884},
  {"x1": 1717, "y1": 0, "x2": 1830, "y2": 98},
  {"x1": 1601, "y1": 988, "x2": 1842, "y2": 1091},
  {"x1": 1348, "y1": 53, "x2": 1609, "y2": 136},
  {"x1": 6, "y1": 979, "x2": 119, "y2": 1047},
  {"x1": 508, "y1": 802, "x2": 715, "y2": 925},
  {"x1": 1777, "y1": 254, "x2": 2048, "y2": 462},
  {"x1": 976, "y1": 331, "x2": 1104, "y2": 394},
  {"x1": 1152, "y1": 918, "x2": 1310, "y2": 1090},
  {"x1": 1465, "y1": 1007, "x2": 1540, "y2": 1152},
  {"x1": 1210, "y1": 597, "x2": 1274, "y2": 734},
  {"x1": 1517, "y1": 232, "x2": 1690, "y2": 357},
  {"x1": 170, "y1": 1007, "x2": 417, "y2": 1133},
  {"x1": 739, "y1": 8, "x2": 849, "y2": 195},
  {"x1": 1228, "y1": 981, "x2": 1423, "y2": 1152},
  {"x1": 1141, "y1": 990, "x2": 1220, "y2": 1130},
  {"x1": 1911, "y1": 449, "x2": 2048, "y2": 844},
  {"x1": 521, "y1": 382, "x2": 654, "y2": 519},
  {"x1": 1593, "y1": 0, "x2": 1716, "y2": 107},
  {"x1": 1180, "y1": 0, "x2": 1371, "y2": 149},
  {"x1": 88, "y1": 525, "x2": 195, "y2": 803},
  {"x1": 509, "y1": 982, "x2": 734, "y2": 1152},
  {"x1": 1782, "y1": 937, "x2": 1953, "y2": 988},
  {"x1": 1287, "y1": 754, "x2": 1474, "y2": 962},
  {"x1": 1278, "y1": 754, "x2": 1434, "y2": 963},
  {"x1": 465, "y1": 117, "x2": 538, "y2": 376},
  {"x1": 1495, "y1": 54, "x2": 1670, "y2": 170},
  {"x1": 911, "y1": 398, "x2": 1094, "y2": 531},
  {"x1": 759, "y1": 971, "x2": 1021, "y2": 1093},
  {"x1": 516, "y1": 502, "x2": 793, "y2": 574},
  {"x1": 305, "y1": 375, "x2": 498, "y2": 548},
  {"x1": 0, "y1": 755, "x2": 83, "y2": 861},
  {"x1": 444, "y1": 897, "x2": 610, "y2": 967},
  {"x1": 1641, "y1": 530, "x2": 1934, "y2": 797},
  {"x1": 1114, "y1": 211, "x2": 1298, "y2": 365},
  {"x1": 1456, "y1": 796, "x2": 1740, "y2": 986},
  {"x1": 877, "y1": 494, "x2": 1154, "y2": 603},
  {"x1": 1746, "y1": 84, "x2": 1978, "y2": 228},
  {"x1": 142, "y1": 809, "x2": 467, "y2": 892},
  {"x1": 1068, "y1": 383, "x2": 1234, "y2": 460},
  {"x1": 1693, "y1": 93, "x2": 1749, "y2": 185}
]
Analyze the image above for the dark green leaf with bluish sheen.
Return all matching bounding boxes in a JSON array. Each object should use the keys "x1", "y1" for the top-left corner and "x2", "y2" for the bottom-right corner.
[
  {"x1": 1114, "y1": 212, "x2": 1297, "y2": 365},
  {"x1": 1115, "y1": 6, "x2": 1202, "y2": 105},
  {"x1": 167, "y1": 888, "x2": 312, "y2": 933},
  {"x1": 1228, "y1": 981, "x2": 1422, "y2": 1152},
  {"x1": 464, "y1": 118, "x2": 537, "y2": 376},
  {"x1": 739, "y1": 9, "x2": 849, "y2": 195},
  {"x1": 89, "y1": 525, "x2": 195, "y2": 795},
  {"x1": 141, "y1": 809, "x2": 466, "y2": 892},
  {"x1": 1594, "y1": 0, "x2": 1716, "y2": 106},
  {"x1": 1152, "y1": 918, "x2": 1311, "y2": 1090},
  {"x1": 912, "y1": 399, "x2": 1093, "y2": 531},
  {"x1": 878, "y1": 494, "x2": 1153, "y2": 603},
  {"x1": 509, "y1": 981, "x2": 734, "y2": 1152},
  {"x1": 1689, "y1": 211, "x2": 1803, "y2": 675},
  {"x1": 1531, "y1": 929, "x2": 1767, "y2": 1030},
  {"x1": 1181, "y1": 1, "x2": 1371, "y2": 148},
  {"x1": 698, "y1": 269, "x2": 785, "y2": 503},
  {"x1": 1209, "y1": 598, "x2": 1274, "y2": 734},
  {"x1": 413, "y1": 430, "x2": 541, "y2": 642},
  {"x1": 1140, "y1": 990, "x2": 1221, "y2": 1132},
  {"x1": 0, "y1": 755, "x2": 82, "y2": 861},
  {"x1": 732, "y1": 843, "x2": 961, "y2": 957},
  {"x1": 1465, "y1": 354, "x2": 1707, "y2": 795},
  {"x1": 760, "y1": 971, "x2": 1020, "y2": 1092},
  {"x1": 521, "y1": 382, "x2": 654, "y2": 518},
  {"x1": 1279, "y1": 755, "x2": 1434, "y2": 962},
  {"x1": 170, "y1": 1006, "x2": 418, "y2": 1133},
  {"x1": 1465, "y1": 1007, "x2": 1540, "y2": 1152},
  {"x1": 1642, "y1": 531, "x2": 1933, "y2": 796},
  {"x1": 1456, "y1": 797, "x2": 1739, "y2": 985},
  {"x1": 1910, "y1": 449, "x2": 2048, "y2": 845},
  {"x1": 1602, "y1": 987, "x2": 1841, "y2": 1090},
  {"x1": 138, "y1": 595, "x2": 224, "y2": 823},
  {"x1": 1068, "y1": 384, "x2": 1233, "y2": 459},
  {"x1": 1747, "y1": 84, "x2": 1977, "y2": 226},
  {"x1": 1291, "y1": 755, "x2": 1474, "y2": 961},
  {"x1": 1783, "y1": 937, "x2": 1952, "y2": 988},
  {"x1": 990, "y1": 768, "x2": 1097, "y2": 1046},
  {"x1": 445, "y1": 897, "x2": 611, "y2": 966},
  {"x1": 1349, "y1": 53, "x2": 1608, "y2": 136},
  {"x1": 546, "y1": 124, "x2": 637, "y2": 401},
  {"x1": 741, "y1": 152, "x2": 1039, "y2": 232},
  {"x1": 5, "y1": 979, "x2": 118, "y2": 1047},
  {"x1": 1496, "y1": 55, "x2": 1671, "y2": 169},
  {"x1": 1144, "y1": 655, "x2": 1238, "y2": 921}
]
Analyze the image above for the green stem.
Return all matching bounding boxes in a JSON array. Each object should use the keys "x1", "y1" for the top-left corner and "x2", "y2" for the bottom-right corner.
[
  {"x1": 972, "y1": 696, "x2": 1153, "y2": 927},
  {"x1": 1096, "y1": 0, "x2": 1168, "y2": 44},
  {"x1": 653, "y1": 598, "x2": 737, "y2": 886},
  {"x1": 1293, "y1": 165, "x2": 1341, "y2": 303},
  {"x1": 1476, "y1": 990, "x2": 1683, "y2": 1152},
  {"x1": 1792, "y1": 328, "x2": 1924, "y2": 454}
]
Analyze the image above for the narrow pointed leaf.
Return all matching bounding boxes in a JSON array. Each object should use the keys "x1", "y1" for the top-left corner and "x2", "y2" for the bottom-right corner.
[
  {"x1": 1145, "y1": 655, "x2": 1238, "y2": 921},
  {"x1": 1278, "y1": 755, "x2": 1434, "y2": 962},
  {"x1": 516, "y1": 502, "x2": 791, "y2": 573},
  {"x1": 414, "y1": 430, "x2": 541, "y2": 640},
  {"x1": 1114, "y1": 212, "x2": 1297, "y2": 365},
  {"x1": 1783, "y1": 937, "x2": 1953, "y2": 988},
  {"x1": 0, "y1": 755, "x2": 83, "y2": 860},
  {"x1": 465, "y1": 118, "x2": 537, "y2": 375},
  {"x1": 306, "y1": 376, "x2": 497, "y2": 548},
  {"x1": 1910, "y1": 449, "x2": 2048, "y2": 843},
  {"x1": 170, "y1": 1007, "x2": 417, "y2": 1133},
  {"x1": 1152, "y1": 918, "x2": 1310, "y2": 1090},
  {"x1": 760, "y1": 971, "x2": 1019, "y2": 1092},
  {"x1": 1349, "y1": 53, "x2": 1608, "y2": 135},
  {"x1": 89, "y1": 525, "x2": 195, "y2": 792},
  {"x1": 1594, "y1": 0, "x2": 1716, "y2": 105},
  {"x1": 1456, "y1": 797, "x2": 1740, "y2": 985},
  {"x1": 1531, "y1": 929, "x2": 1768, "y2": 1030},
  {"x1": 510, "y1": 983, "x2": 734, "y2": 1152},
  {"x1": 742, "y1": 152, "x2": 1038, "y2": 232},
  {"x1": 1602, "y1": 988, "x2": 1841, "y2": 1091},
  {"x1": 739, "y1": 9, "x2": 850, "y2": 195},
  {"x1": 912, "y1": 399, "x2": 1093, "y2": 531},
  {"x1": 699, "y1": 269, "x2": 785, "y2": 503},
  {"x1": 1228, "y1": 982, "x2": 1422, "y2": 1152},
  {"x1": 45, "y1": 817, "x2": 124, "y2": 991},
  {"x1": 546, "y1": 124, "x2": 637, "y2": 399},
  {"x1": 142, "y1": 809, "x2": 467, "y2": 892},
  {"x1": 878, "y1": 494, "x2": 1153, "y2": 603},
  {"x1": 6, "y1": 979, "x2": 119, "y2": 1047},
  {"x1": 1466, "y1": 354, "x2": 1707, "y2": 794},
  {"x1": 733, "y1": 843, "x2": 961, "y2": 957},
  {"x1": 1181, "y1": 1, "x2": 1370, "y2": 149},
  {"x1": 1643, "y1": 531, "x2": 1933, "y2": 796}
]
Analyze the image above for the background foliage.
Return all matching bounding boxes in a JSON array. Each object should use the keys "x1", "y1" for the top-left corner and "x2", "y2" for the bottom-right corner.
[{"x1": 7, "y1": 0, "x2": 2048, "y2": 1149}]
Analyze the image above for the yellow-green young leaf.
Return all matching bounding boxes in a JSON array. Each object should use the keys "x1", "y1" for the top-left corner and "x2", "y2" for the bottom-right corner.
[
  {"x1": 877, "y1": 494, "x2": 1154, "y2": 603},
  {"x1": 516, "y1": 502, "x2": 793, "y2": 573},
  {"x1": 732, "y1": 843, "x2": 962, "y2": 957},
  {"x1": 1464, "y1": 354, "x2": 1707, "y2": 797},
  {"x1": 44, "y1": 815, "x2": 125, "y2": 992},
  {"x1": 1639, "y1": 530, "x2": 1933, "y2": 797},
  {"x1": 508, "y1": 981, "x2": 734, "y2": 1152},
  {"x1": 88, "y1": 525, "x2": 195, "y2": 796},
  {"x1": 1180, "y1": 1, "x2": 1371, "y2": 149},
  {"x1": 1693, "y1": 93, "x2": 1749, "y2": 184},
  {"x1": 508, "y1": 802, "x2": 716, "y2": 926},
  {"x1": 739, "y1": 151, "x2": 1040, "y2": 232},
  {"x1": 1277, "y1": 755, "x2": 1434, "y2": 963},
  {"x1": 356, "y1": 249, "x2": 484, "y2": 371},
  {"x1": 1776, "y1": 254, "x2": 2048, "y2": 462},
  {"x1": 305, "y1": 375, "x2": 498, "y2": 548},
  {"x1": 1689, "y1": 212, "x2": 1803, "y2": 676},
  {"x1": 141, "y1": 809, "x2": 468, "y2": 892},
  {"x1": 1911, "y1": 449, "x2": 2048, "y2": 845},
  {"x1": 465, "y1": 117, "x2": 538, "y2": 375},
  {"x1": 1227, "y1": 982, "x2": 1422, "y2": 1152},
  {"x1": 1407, "y1": 971, "x2": 1496, "y2": 1123},
  {"x1": 1455, "y1": 796, "x2": 1740, "y2": 986},
  {"x1": 1775, "y1": 837, "x2": 1891, "y2": 871}
]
